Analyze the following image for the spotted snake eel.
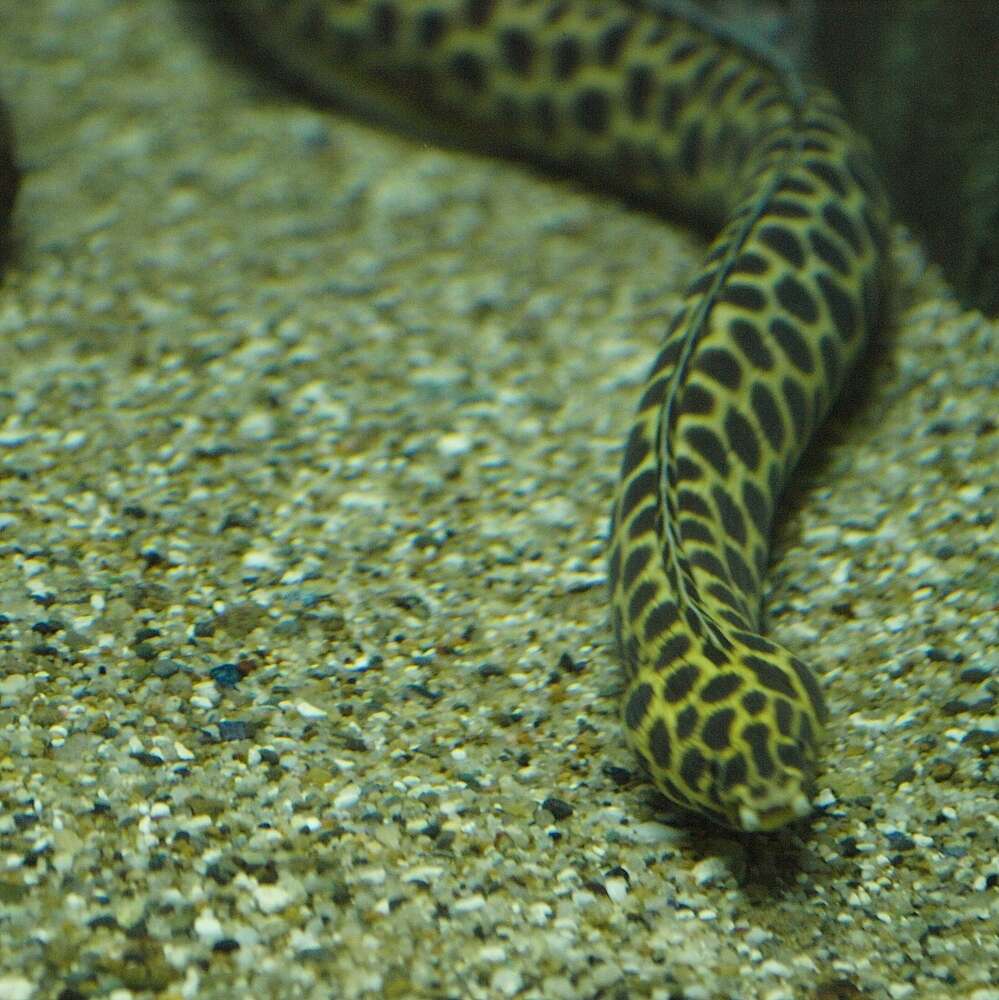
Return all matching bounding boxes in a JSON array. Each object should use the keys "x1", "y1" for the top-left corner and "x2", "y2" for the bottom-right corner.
[{"x1": 0, "y1": 1, "x2": 890, "y2": 831}]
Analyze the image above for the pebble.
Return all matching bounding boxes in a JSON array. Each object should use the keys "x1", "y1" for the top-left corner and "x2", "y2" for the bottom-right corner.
[
  {"x1": 252, "y1": 884, "x2": 295, "y2": 915},
  {"x1": 295, "y1": 700, "x2": 327, "y2": 719},
  {"x1": 0, "y1": 977, "x2": 34, "y2": 1000},
  {"x1": 333, "y1": 784, "x2": 361, "y2": 810},
  {"x1": 692, "y1": 857, "x2": 729, "y2": 887},
  {"x1": 194, "y1": 909, "x2": 225, "y2": 946},
  {"x1": 2, "y1": 6, "x2": 995, "y2": 998}
]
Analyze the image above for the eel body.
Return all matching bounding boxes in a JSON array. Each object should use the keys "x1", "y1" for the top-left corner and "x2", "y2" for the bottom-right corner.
[{"x1": 220, "y1": 0, "x2": 890, "y2": 830}]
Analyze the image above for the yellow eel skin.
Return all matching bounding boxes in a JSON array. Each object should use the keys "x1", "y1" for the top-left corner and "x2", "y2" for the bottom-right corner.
[{"x1": 220, "y1": 0, "x2": 890, "y2": 831}]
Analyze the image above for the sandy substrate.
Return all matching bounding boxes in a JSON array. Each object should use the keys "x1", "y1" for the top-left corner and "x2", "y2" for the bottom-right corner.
[{"x1": 0, "y1": 3, "x2": 996, "y2": 998}]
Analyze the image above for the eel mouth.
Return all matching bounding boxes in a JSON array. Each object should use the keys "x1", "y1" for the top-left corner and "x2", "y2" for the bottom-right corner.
[
  {"x1": 723, "y1": 772, "x2": 815, "y2": 833},
  {"x1": 731, "y1": 787, "x2": 814, "y2": 833}
]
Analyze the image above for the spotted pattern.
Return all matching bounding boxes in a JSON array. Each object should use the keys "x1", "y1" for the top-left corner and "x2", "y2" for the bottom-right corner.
[{"x1": 220, "y1": 0, "x2": 889, "y2": 831}]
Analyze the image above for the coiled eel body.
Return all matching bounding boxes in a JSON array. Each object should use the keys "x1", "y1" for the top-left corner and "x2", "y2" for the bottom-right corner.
[{"x1": 223, "y1": 0, "x2": 890, "y2": 830}]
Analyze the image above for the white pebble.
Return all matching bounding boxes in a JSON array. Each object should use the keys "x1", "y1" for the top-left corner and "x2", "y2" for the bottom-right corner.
[
  {"x1": 333, "y1": 783, "x2": 361, "y2": 810},
  {"x1": 237, "y1": 410, "x2": 276, "y2": 441},
  {"x1": 403, "y1": 865, "x2": 444, "y2": 884},
  {"x1": 605, "y1": 875, "x2": 629, "y2": 903},
  {"x1": 762, "y1": 988, "x2": 794, "y2": 1000},
  {"x1": 436, "y1": 432, "x2": 473, "y2": 458},
  {"x1": 0, "y1": 673, "x2": 29, "y2": 697},
  {"x1": 296, "y1": 700, "x2": 327, "y2": 720},
  {"x1": 253, "y1": 883, "x2": 293, "y2": 914},
  {"x1": 242, "y1": 547, "x2": 282, "y2": 572},
  {"x1": 490, "y1": 968, "x2": 522, "y2": 997},
  {"x1": 0, "y1": 426, "x2": 33, "y2": 447},
  {"x1": 61, "y1": 429, "x2": 87, "y2": 451},
  {"x1": 629, "y1": 821, "x2": 686, "y2": 845},
  {"x1": 191, "y1": 680, "x2": 221, "y2": 707},
  {"x1": 194, "y1": 909, "x2": 224, "y2": 945},
  {"x1": 814, "y1": 787, "x2": 838, "y2": 809},
  {"x1": 338, "y1": 490, "x2": 388, "y2": 512},
  {"x1": 356, "y1": 866, "x2": 386, "y2": 886},
  {"x1": 760, "y1": 960, "x2": 792, "y2": 978},
  {"x1": 692, "y1": 857, "x2": 729, "y2": 887},
  {"x1": 290, "y1": 928, "x2": 322, "y2": 956},
  {"x1": 478, "y1": 944, "x2": 506, "y2": 963},
  {"x1": 0, "y1": 976, "x2": 35, "y2": 1000},
  {"x1": 452, "y1": 893, "x2": 486, "y2": 914},
  {"x1": 745, "y1": 927, "x2": 772, "y2": 946}
]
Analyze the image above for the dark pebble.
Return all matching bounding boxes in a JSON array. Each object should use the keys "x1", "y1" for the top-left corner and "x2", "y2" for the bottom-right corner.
[
  {"x1": 31, "y1": 620, "x2": 63, "y2": 636},
  {"x1": 153, "y1": 658, "x2": 181, "y2": 678},
  {"x1": 218, "y1": 720, "x2": 249, "y2": 741},
  {"x1": 926, "y1": 646, "x2": 957, "y2": 662},
  {"x1": 542, "y1": 796, "x2": 574, "y2": 820},
  {"x1": 884, "y1": 831, "x2": 915, "y2": 851},
  {"x1": 837, "y1": 836, "x2": 861, "y2": 858},
  {"x1": 603, "y1": 764, "x2": 633, "y2": 786},
  {"x1": 960, "y1": 666, "x2": 991, "y2": 683},
  {"x1": 210, "y1": 662, "x2": 241, "y2": 687},
  {"x1": 557, "y1": 651, "x2": 584, "y2": 674}
]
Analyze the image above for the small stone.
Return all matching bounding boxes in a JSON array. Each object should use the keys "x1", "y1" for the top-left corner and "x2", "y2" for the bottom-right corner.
[
  {"x1": 884, "y1": 831, "x2": 915, "y2": 851},
  {"x1": 452, "y1": 893, "x2": 485, "y2": 914},
  {"x1": 693, "y1": 857, "x2": 729, "y2": 887},
  {"x1": 253, "y1": 883, "x2": 293, "y2": 914},
  {"x1": 604, "y1": 875, "x2": 629, "y2": 903},
  {"x1": 153, "y1": 658, "x2": 180, "y2": 678},
  {"x1": 237, "y1": 409, "x2": 276, "y2": 441},
  {"x1": 218, "y1": 720, "x2": 249, "y2": 741},
  {"x1": 629, "y1": 821, "x2": 686, "y2": 845},
  {"x1": 194, "y1": 908, "x2": 224, "y2": 945},
  {"x1": 541, "y1": 796, "x2": 573, "y2": 820},
  {"x1": 490, "y1": 967, "x2": 522, "y2": 997},
  {"x1": 0, "y1": 975, "x2": 35, "y2": 1000},
  {"x1": 296, "y1": 700, "x2": 327, "y2": 719},
  {"x1": 210, "y1": 663, "x2": 240, "y2": 687},
  {"x1": 333, "y1": 784, "x2": 361, "y2": 810}
]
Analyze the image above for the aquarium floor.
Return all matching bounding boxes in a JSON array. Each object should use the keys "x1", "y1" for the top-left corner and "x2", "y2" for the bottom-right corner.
[{"x1": 0, "y1": 3, "x2": 996, "y2": 998}]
